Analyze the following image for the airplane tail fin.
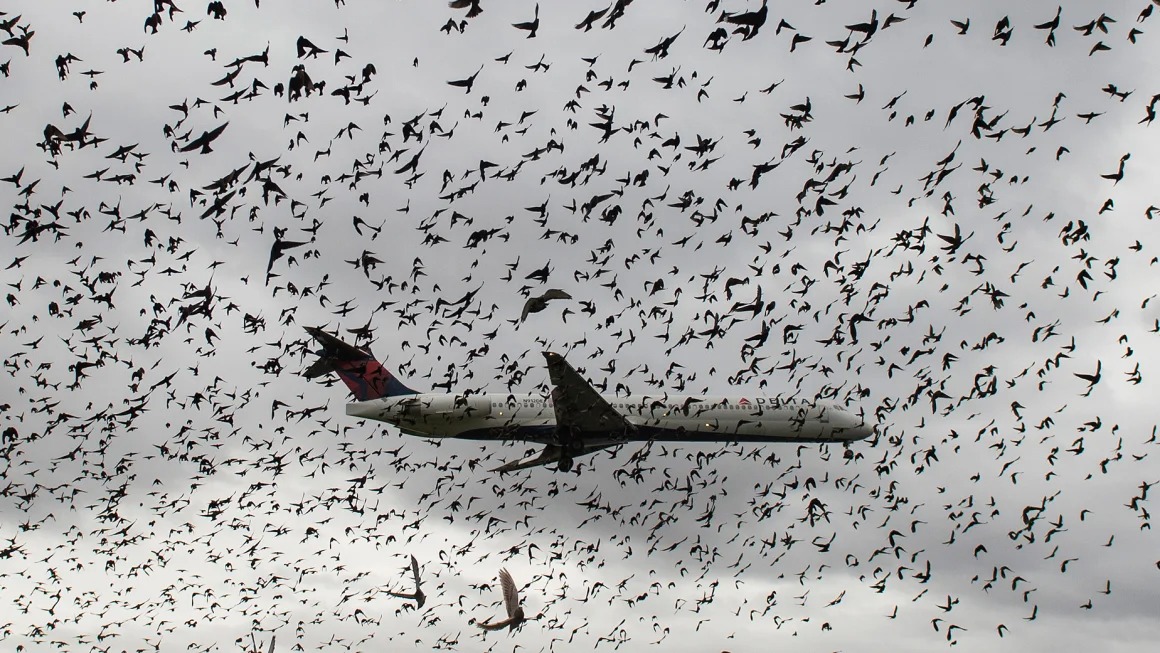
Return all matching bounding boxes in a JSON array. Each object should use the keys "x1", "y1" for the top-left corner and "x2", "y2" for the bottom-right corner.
[{"x1": 304, "y1": 327, "x2": 417, "y2": 400}]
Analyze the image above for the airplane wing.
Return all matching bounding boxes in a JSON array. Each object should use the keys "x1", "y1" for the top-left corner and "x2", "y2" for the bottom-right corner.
[
  {"x1": 492, "y1": 442, "x2": 617, "y2": 473},
  {"x1": 542, "y1": 351, "x2": 635, "y2": 434}
]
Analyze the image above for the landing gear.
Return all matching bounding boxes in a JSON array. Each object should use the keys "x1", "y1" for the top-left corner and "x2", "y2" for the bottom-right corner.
[
  {"x1": 843, "y1": 445, "x2": 854, "y2": 460},
  {"x1": 555, "y1": 426, "x2": 582, "y2": 473}
]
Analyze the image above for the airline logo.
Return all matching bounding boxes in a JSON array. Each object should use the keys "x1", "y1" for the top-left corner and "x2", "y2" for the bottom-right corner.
[{"x1": 737, "y1": 398, "x2": 750, "y2": 406}]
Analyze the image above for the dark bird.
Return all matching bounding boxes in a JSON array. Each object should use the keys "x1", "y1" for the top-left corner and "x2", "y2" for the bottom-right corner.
[
  {"x1": 447, "y1": 64, "x2": 484, "y2": 94},
  {"x1": 645, "y1": 28, "x2": 684, "y2": 60},
  {"x1": 846, "y1": 9, "x2": 879, "y2": 42},
  {"x1": 1100, "y1": 153, "x2": 1129, "y2": 184},
  {"x1": 576, "y1": 8, "x2": 607, "y2": 31},
  {"x1": 937, "y1": 222, "x2": 970, "y2": 255},
  {"x1": 296, "y1": 36, "x2": 327, "y2": 59},
  {"x1": 178, "y1": 122, "x2": 229, "y2": 154},
  {"x1": 524, "y1": 261, "x2": 551, "y2": 284},
  {"x1": 266, "y1": 228, "x2": 308, "y2": 285},
  {"x1": 2, "y1": 26, "x2": 34, "y2": 56},
  {"x1": 513, "y1": 3, "x2": 539, "y2": 38},
  {"x1": 992, "y1": 15, "x2": 1012, "y2": 45},
  {"x1": 1074, "y1": 360, "x2": 1101, "y2": 395},
  {"x1": 449, "y1": 0, "x2": 483, "y2": 18},
  {"x1": 521, "y1": 289, "x2": 571, "y2": 321},
  {"x1": 719, "y1": 0, "x2": 768, "y2": 40},
  {"x1": 1033, "y1": 6, "x2": 1062, "y2": 46},
  {"x1": 0, "y1": 15, "x2": 22, "y2": 39}
]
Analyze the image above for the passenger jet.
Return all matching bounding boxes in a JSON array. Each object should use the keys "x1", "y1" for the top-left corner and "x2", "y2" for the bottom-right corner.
[{"x1": 304, "y1": 327, "x2": 873, "y2": 472}]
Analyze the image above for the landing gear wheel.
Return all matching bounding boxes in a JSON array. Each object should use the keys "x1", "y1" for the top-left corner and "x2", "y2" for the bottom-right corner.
[{"x1": 557, "y1": 455, "x2": 574, "y2": 473}]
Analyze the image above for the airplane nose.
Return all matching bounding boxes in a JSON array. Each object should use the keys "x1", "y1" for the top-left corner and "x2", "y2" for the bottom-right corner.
[
  {"x1": 848, "y1": 421, "x2": 873, "y2": 440},
  {"x1": 834, "y1": 410, "x2": 872, "y2": 440}
]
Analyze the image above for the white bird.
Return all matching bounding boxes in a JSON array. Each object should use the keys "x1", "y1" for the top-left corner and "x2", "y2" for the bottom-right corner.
[
  {"x1": 477, "y1": 568, "x2": 525, "y2": 631},
  {"x1": 385, "y1": 554, "x2": 425, "y2": 609}
]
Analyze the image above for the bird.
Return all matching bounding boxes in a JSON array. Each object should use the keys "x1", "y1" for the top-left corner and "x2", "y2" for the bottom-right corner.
[
  {"x1": 1073, "y1": 360, "x2": 1102, "y2": 395},
  {"x1": 477, "y1": 568, "x2": 525, "y2": 631},
  {"x1": 521, "y1": 289, "x2": 571, "y2": 321},
  {"x1": 576, "y1": 8, "x2": 607, "y2": 31},
  {"x1": 512, "y1": 3, "x2": 539, "y2": 38},
  {"x1": 449, "y1": 0, "x2": 483, "y2": 18},
  {"x1": 1099, "y1": 153, "x2": 1129, "y2": 184},
  {"x1": 178, "y1": 122, "x2": 229, "y2": 154},
  {"x1": 296, "y1": 36, "x2": 327, "y2": 59},
  {"x1": 719, "y1": 0, "x2": 768, "y2": 40},
  {"x1": 385, "y1": 554, "x2": 425, "y2": 609},
  {"x1": 447, "y1": 65, "x2": 483, "y2": 94}
]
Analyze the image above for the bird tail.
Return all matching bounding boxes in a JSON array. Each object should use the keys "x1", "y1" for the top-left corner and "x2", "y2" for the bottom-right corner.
[{"x1": 303, "y1": 327, "x2": 417, "y2": 400}]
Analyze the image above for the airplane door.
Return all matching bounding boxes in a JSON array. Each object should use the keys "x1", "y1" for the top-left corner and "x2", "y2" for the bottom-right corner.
[{"x1": 466, "y1": 396, "x2": 491, "y2": 417}]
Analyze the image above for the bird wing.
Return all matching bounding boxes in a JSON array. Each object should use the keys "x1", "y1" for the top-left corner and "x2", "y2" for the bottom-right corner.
[
  {"x1": 205, "y1": 121, "x2": 229, "y2": 140},
  {"x1": 499, "y1": 568, "x2": 520, "y2": 618},
  {"x1": 410, "y1": 554, "x2": 421, "y2": 587},
  {"x1": 540, "y1": 288, "x2": 572, "y2": 300}
]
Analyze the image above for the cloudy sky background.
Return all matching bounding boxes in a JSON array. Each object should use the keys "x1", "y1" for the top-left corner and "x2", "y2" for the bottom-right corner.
[{"x1": 1, "y1": 0, "x2": 1158, "y2": 651}]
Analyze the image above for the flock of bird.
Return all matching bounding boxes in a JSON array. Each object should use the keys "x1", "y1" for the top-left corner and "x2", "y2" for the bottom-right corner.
[{"x1": 0, "y1": 1, "x2": 1157, "y2": 651}]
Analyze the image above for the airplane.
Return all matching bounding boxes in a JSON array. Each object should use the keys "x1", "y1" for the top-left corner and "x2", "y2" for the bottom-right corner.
[{"x1": 303, "y1": 327, "x2": 874, "y2": 473}]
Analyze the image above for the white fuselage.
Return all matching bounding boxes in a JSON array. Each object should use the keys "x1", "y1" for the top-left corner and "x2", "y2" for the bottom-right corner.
[{"x1": 346, "y1": 393, "x2": 872, "y2": 444}]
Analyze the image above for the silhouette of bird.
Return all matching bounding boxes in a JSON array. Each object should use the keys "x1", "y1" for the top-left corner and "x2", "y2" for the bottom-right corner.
[
  {"x1": 447, "y1": 64, "x2": 484, "y2": 94},
  {"x1": 521, "y1": 289, "x2": 571, "y2": 321},
  {"x1": 178, "y1": 122, "x2": 228, "y2": 154},
  {"x1": 449, "y1": 0, "x2": 483, "y2": 18},
  {"x1": 512, "y1": 3, "x2": 539, "y2": 38},
  {"x1": 1074, "y1": 360, "x2": 1101, "y2": 395},
  {"x1": 296, "y1": 36, "x2": 327, "y2": 59},
  {"x1": 720, "y1": 0, "x2": 768, "y2": 40}
]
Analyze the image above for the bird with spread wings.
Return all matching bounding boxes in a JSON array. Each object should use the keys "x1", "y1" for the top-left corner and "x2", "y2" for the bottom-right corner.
[
  {"x1": 477, "y1": 568, "x2": 525, "y2": 631},
  {"x1": 520, "y1": 288, "x2": 571, "y2": 322},
  {"x1": 385, "y1": 554, "x2": 425, "y2": 609}
]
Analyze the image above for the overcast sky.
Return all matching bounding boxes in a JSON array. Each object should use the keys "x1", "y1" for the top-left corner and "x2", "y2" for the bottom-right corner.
[{"x1": 1, "y1": 1, "x2": 1158, "y2": 651}]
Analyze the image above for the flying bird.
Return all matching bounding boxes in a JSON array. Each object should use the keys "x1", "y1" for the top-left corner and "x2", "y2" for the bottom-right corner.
[
  {"x1": 385, "y1": 554, "x2": 425, "y2": 609},
  {"x1": 449, "y1": 0, "x2": 483, "y2": 18},
  {"x1": 178, "y1": 122, "x2": 229, "y2": 154},
  {"x1": 512, "y1": 3, "x2": 539, "y2": 38},
  {"x1": 521, "y1": 289, "x2": 571, "y2": 321},
  {"x1": 447, "y1": 64, "x2": 484, "y2": 94},
  {"x1": 477, "y1": 568, "x2": 525, "y2": 631}
]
